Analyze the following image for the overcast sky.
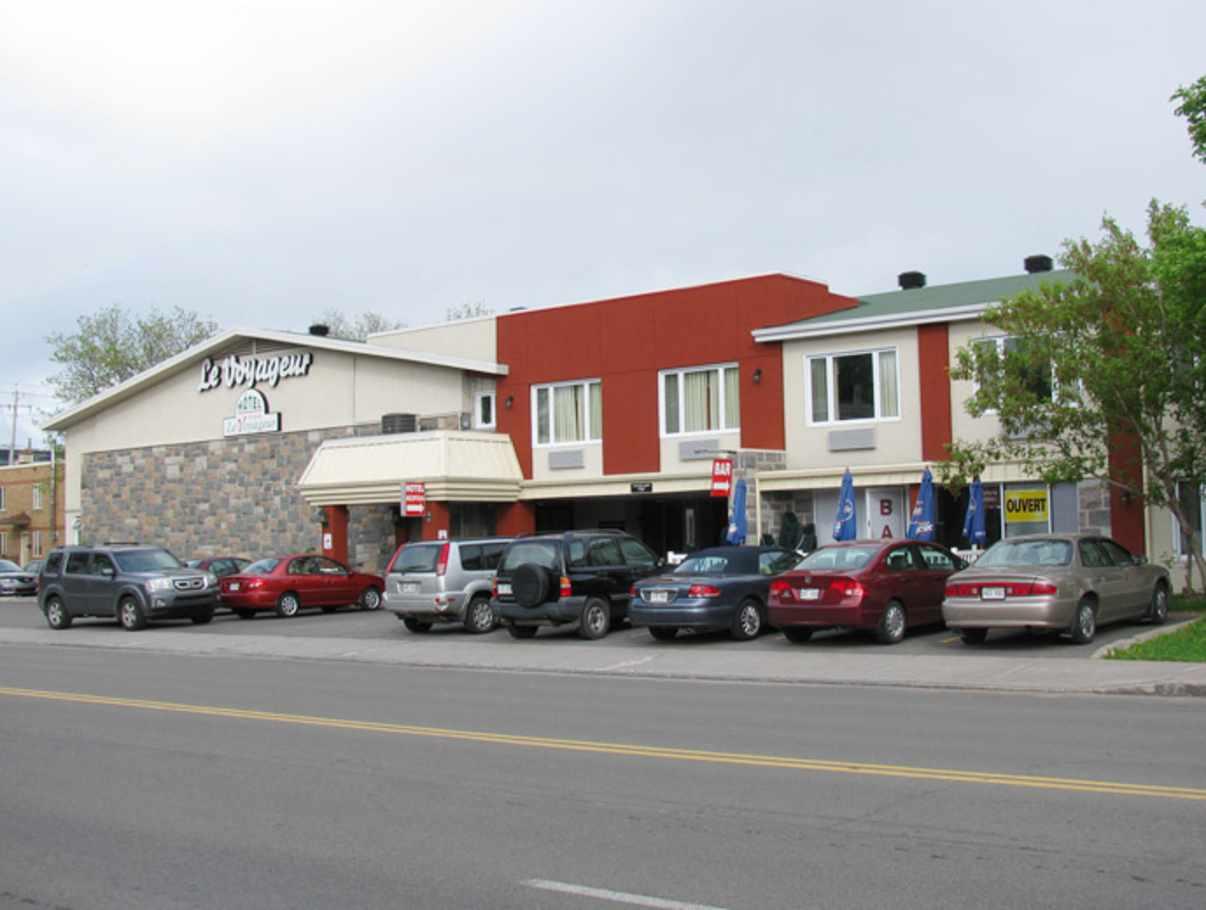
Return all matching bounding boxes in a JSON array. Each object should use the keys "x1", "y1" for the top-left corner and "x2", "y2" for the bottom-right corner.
[{"x1": 2, "y1": 0, "x2": 1204, "y2": 445}]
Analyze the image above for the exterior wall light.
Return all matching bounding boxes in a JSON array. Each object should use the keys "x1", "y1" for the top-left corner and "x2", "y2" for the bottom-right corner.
[
  {"x1": 752, "y1": 368, "x2": 763, "y2": 384},
  {"x1": 505, "y1": 395, "x2": 514, "y2": 409}
]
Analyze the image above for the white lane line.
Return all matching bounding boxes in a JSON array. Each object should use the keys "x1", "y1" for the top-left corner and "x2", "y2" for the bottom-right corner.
[
  {"x1": 522, "y1": 879, "x2": 732, "y2": 910},
  {"x1": 597, "y1": 656, "x2": 656, "y2": 672}
]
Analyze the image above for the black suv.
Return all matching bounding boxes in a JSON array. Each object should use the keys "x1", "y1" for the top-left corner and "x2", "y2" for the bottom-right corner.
[
  {"x1": 38, "y1": 546, "x2": 220, "y2": 631},
  {"x1": 491, "y1": 530, "x2": 663, "y2": 639}
]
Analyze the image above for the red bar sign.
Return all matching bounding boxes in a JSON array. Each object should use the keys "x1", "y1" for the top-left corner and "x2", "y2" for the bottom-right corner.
[
  {"x1": 710, "y1": 458, "x2": 734, "y2": 498},
  {"x1": 402, "y1": 482, "x2": 426, "y2": 517}
]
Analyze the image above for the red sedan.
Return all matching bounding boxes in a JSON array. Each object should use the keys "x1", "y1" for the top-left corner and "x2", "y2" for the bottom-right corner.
[
  {"x1": 769, "y1": 540, "x2": 965, "y2": 644},
  {"x1": 220, "y1": 554, "x2": 384, "y2": 619}
]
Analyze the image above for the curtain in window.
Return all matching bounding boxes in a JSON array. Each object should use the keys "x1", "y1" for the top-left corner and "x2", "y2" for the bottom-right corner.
[
  {"x1": 554, "y1": 385, "x2": 584, "y2": 442},
  {"x1": 1178, "y1": 482, "x2": 1203, "y2": 555},
  {"x1": 810, "y1": 358, "x2": 828, "y2": 422},
  {"x1": 589, "y1": 382, "x2": 602, "y2": 440},
  {"x1": 536, "y1": 388, "x2": 550, "y2": 444},
  {"x1": 664, "y1": 374, "x2": 680, "y2": 433},
  {"x1": 723, "y1": 368, "x2": 740, "y2": 429},
  {"x1": 878, "y1": 350, "x2": 899, "y2": 418},
  {"x1": 683, "y1": 370, "x2": 717, "y2": 432}
]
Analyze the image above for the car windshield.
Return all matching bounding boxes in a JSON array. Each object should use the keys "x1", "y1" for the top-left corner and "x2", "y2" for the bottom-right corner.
[
  {"x1": 674, "y1": 555, "x2": 732, "y2": 575},
  {"x1": 500, "y1": 541, "x2": 561, "y2": 572},
  {"x1": 0, "y1": 560, "x2": 20, "y2": 573},
  {"x1": 113, "y1": 549, "x2": 182, "y2": 573},
  {"x1": 244, "y1": 559, "x2": 280, "y2": 575},
  {"x1": 795, "y1": 546, "x2": 880, "y2": 571},
  {"x1": 976, "y1": 539, "x2": 1073, "y2": 567},
  {"x1": 390, "y1": 544, "x2": 442, "y2": 574}
]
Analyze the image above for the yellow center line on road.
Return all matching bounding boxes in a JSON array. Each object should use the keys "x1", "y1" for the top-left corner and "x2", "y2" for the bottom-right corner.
[{"x1": 3, "y1": 686, "x2": 1204, "y2": 802}]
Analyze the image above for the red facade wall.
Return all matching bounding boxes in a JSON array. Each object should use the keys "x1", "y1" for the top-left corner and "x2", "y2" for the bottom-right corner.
[
  {"x1": 1108, "y1": 430, "x2": 1147, "y2": 555},
  {"x1": 496, "y1": 274, "x2": 858, "y2": 479},
  {"x1": 421, "y1": 502, "x2": 451, "y2": 542},
  {"x1": 322, "y1": 505, "x2": 349, "y2": 565},
  {"x1": 917, "y1": 324, "x2": 953, "y2": 463},
  {"x1": 497, "y1": 501, "x2": 536, "y2": 536}
]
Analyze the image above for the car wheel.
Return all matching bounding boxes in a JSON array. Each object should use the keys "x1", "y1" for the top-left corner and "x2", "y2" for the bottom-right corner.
[
  {"x1": 507, "y1": 624, "x2": 538, "y2": 639},
  {"x1": 402, "y1": 617, "x2": 432, "y2": 633},
  {"x1": 119, "y1": 597, "x2": 147, "y2": 631},
  {"x1": 321, "y1": 606, "x2": 338, "y2": 614},
  {"x1": 1069, "y1": 599, "x2": 1096, "y2": 644},
  {"x1": 359, "y1": 587, "x2": 382, "y2": 611},
  {"x1": 1148, "y1": 584, "x2": 1169, "y2": 625},
  {"x1": 463, "y1": 596, "x2": 495, "y2": 634},
  {"x1": 275, "y1": 593, "x2": 301, "y2": 618},
  {"x1": 44, "y1": 597, "x2": 71, "y2": 630},
  {"x1": 876, "y1": 600, "x2": 907, "y2": 644},
  {"x1": 649, "y1": 626, "x2": 678, "y2": 641},
  {"x1": 960, "y1": 628, "x2": 988, "y2": 645},
  {"x1": 781, "y1": 626, "x2": 813, "y2": 644},
  {"x1": 191, "y1": 607, "x2": 214, "y2": 625},
  {"x1": 234, "y1": 609, "x2": 255, "y2": 619},
  {"x1": 578, "y1": 598, "x2": 611, "y2": 640},
  {"x1": 731, "y1": 599, "x2": 763, "y2": 641}
]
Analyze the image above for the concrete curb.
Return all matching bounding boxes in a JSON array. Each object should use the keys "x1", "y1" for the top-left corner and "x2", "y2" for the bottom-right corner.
[{"x1": 1091, "y1": 613, "x2": 1202, "y2": 659}]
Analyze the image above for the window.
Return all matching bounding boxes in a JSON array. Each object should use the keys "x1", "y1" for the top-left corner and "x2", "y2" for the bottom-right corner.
[
  {"x1": 65, "y1": 552, "x2": 90, "y2": 574},
  {"x1": 1100, "y1": 539, "x2": 1135, "y2": 567},
  {"x1": 806, "y1": 349, "x2": 899, "y2": 424},
  {"x1": 1173, "y1": 482, "x2": 1204, "y2": 557},
  {"x1": 32, "y1": 531, "x2": 43, "y2": 558},
  {"x1": 978, "y1": 539, "x2": 1073, "y2": 567},
  {"x1": 314, "y1": 557, "x2": 347, "y2": 575},
  {"x1": 569, "y1": 537, "x2": 624, "y2": 568},
  {"x1": 500, "y1": 540, "x2": 561, "y2": 572},
  {"x1": 620, "y1": 538, "x2": 658, "y2": 568},
  {"x1": 459, "y1": 544, "x2": 484, "y2": 571},
  {"x1": 32, "y1": 486, "x2": 42, "y2": 511},
  {"x1": 974, "y1": 337, "x2": 1055, "y2": 406},
  {"x1": 917, "y1": 545, "x2": 956, "y2": 571},
  {"x1": 884, "y1": 546, "x2": 919, "y2": 571},
  {"x1": 532, "y1": 380, "x2": 602, "y2": 446},
  {"x1": 89, "y1": 553, "x2": 116, "y2": 576},
  {"x1": 1079, "y1": 539, "x2": 1111, "y2": 569},
  {"x1": 114, "y1": 549, "x2": 181, "y2": 572},
  {"x1": 660, "y1": 364, "x2": 740, "y2": 435},
  {"x1": 391, "y1": 545, "x2": 441, "y2": 574},
  {"x1": 759, "y1": 550, "x2": 797, "y2": 575},
  {"x1": 0, "y1": 487, "x2": 5, "y2": 511},
  {"x1": 476, "y1": 391, "x2": 495, "y2": 429},
  {"x1": 44, "y1": 552, "x2": 64, "y2": 576}
]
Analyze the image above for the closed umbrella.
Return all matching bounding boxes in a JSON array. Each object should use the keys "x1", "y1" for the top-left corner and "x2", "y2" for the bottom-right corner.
[
  {"x1": 832, "y1": 469, "x2": 858, "y2": 541},
  {"x1": 726, "y1": 478, "x2": 748, "y2": 545},
  {"x1": 962, "y1": 477, "x2": 988, "y2": 546},
  {"x1": 906, "y1": 468, "x2": 936, "y2": 541}
]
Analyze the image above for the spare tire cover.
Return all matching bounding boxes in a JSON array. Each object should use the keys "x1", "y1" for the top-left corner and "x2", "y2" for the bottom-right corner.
[{"x1": 513, "y1": 563, "x2": 551, "y2": 608}]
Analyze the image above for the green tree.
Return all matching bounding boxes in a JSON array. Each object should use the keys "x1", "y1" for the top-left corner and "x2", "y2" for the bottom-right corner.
[
  {"x1": 941, "y1": 202, "x2": 1206, "y2": 587},
  {"x1": 1172, "y1": 75, "x2": 1206, "y2": 165},
  {"x1": 46, "y1": 305, "x2": 219, "y2": 404},
  {"x1": 315, "y1": 310, "x2": 405, "y2": 342}
]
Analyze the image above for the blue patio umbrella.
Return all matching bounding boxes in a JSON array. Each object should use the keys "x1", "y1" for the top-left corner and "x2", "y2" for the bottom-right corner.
[
  {"x1": 906, "y1": 468, "x2": 937, "y2": 541},
  {"x1": 725, "y1": 478, "x2": 748, "y2": 545},
  {"x1": 962, "y1": 477, "x2": 988, "y2": 546},
  {"x1": 832, "y1": 469, "x2": 858, "y2": 541}
]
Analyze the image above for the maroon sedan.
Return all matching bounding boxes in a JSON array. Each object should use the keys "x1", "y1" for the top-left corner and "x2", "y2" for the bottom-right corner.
[
  {"x1": 220, "y1": 554, "x2": 384, "y2": 619},
  {"x1": 769, "y1": 540, "x2": 965, "y2": 644}
]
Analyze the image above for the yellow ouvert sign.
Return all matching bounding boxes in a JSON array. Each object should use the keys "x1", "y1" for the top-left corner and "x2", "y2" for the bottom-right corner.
[{"x1": 1004, "y1": 488, "x2": 1049, "y2": 524}]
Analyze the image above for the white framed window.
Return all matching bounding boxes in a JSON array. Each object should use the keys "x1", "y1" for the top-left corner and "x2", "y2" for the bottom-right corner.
[
  {"x1": 659, "y1": 363, "x2": 740, "y2": 436},
  {"x1": 532, "y1": 379, "x2": 602, "y2": 447},
  {"x1": 806, "y1": 348, "x2": 899, "y2": 425},
  {"x1": 0, "y1": 486, "x2": 5, "y2": 512},
  {"x1": 972, "y1": 336, "x2": 1056, "y2": 408},
  {"x1": 0, "y1": 532, "x2": 7, "y2": 556},
  {"x1": 32, "y1": 531, "x2": 43, "y2": 558},
  {"x1": 1173, "y1": 481, "x2": 1205, "y2": 557},
  {"x1": 32, "y1": 486, "x2": 42, "y2": 511},
  {"x1": 475, "y1": 391, "x2": 496, "y2": 430}
]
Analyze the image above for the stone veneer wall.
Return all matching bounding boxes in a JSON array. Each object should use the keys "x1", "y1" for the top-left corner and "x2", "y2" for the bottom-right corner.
[
  {"x1": 348, "y1": 504, "x2": 398, "y2": 574},
  {"x1": 758, "y1": 490, "x2": 815, "y2": 547},
  {"x1": 80, "y1": 424, "x2": 380, "y2": 565},
  {"x1": 1077, "y1": 479, "x2": 1111, "y2": 537}
]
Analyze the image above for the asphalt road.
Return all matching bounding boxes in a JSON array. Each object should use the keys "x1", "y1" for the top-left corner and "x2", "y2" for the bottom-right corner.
[
  {"x1": 0, "y1": 594, "x2": 1183, "y2": 658},
  {"x1": 1, "y1": 644, "x2": 1204, "y2": 910}
]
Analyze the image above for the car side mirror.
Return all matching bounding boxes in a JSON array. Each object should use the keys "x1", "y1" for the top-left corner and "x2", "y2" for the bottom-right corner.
[
  {"x1": 100, "y1": 567, "x2": 116, "y2": 578},
  {"x1": 1133, "y1": 555, "x2": 1148, "y2": 566}
]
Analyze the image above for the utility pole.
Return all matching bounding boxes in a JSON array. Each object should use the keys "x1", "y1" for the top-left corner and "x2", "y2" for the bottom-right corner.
[{"x1": 8, "y1": 386, "x2": 17, "y2": 466}]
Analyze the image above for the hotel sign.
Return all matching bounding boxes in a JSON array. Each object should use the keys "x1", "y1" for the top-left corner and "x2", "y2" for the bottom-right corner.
[
  {"x1": 199, "y1": 351, "x2": 313, "y2": 393},
  {"x1": 223, "y1": 389, "x2": 281, "y2": 437}
]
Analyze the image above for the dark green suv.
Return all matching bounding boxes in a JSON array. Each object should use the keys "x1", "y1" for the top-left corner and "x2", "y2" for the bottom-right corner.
[
  {"x1": 491, "y1": 530, "x2": 663, "y2": 640},
  {"x1": 38, "y1": 546, "x2": 220, "y2": 631}
]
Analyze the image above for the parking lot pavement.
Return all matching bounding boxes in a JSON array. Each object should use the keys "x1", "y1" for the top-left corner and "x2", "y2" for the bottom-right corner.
[{"x1": 0, "y1": 595, "x2": 1190, "y2": 659}]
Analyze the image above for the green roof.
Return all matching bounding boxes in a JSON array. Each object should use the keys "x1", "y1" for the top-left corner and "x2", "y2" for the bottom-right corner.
[{"x1": 760, "y1": 269, "x2": 1076, "y2": 334}]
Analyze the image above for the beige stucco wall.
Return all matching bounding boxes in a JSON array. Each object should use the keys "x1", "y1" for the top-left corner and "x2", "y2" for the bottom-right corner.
[
  {"x1": 659, "y1": 432, "x2": 740, "y2": 475},
  {"x1": 529, "y1": 441, "x2": 605, "y2": 482},
  {"x1": 780, "y1": 326, "x2": 922, "y2": 470},
  {"x1": 369, "y1": 316, "x2": 497, "y2": 363}
]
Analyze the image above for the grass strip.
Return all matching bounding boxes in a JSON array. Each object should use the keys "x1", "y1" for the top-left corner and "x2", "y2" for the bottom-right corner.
[{"x1": 1108, "y1": 616, "x2": 1206, "y2": 662}]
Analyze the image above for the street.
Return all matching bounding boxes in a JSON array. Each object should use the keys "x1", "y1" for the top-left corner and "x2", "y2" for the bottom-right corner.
[{"x1": 1, "y1": 642, "x2": 1204, "y2": 910}]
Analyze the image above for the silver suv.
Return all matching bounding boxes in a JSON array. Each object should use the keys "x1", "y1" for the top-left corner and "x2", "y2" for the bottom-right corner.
[{"x1": 384, "y1": 537, "x2": 510, "y2": 634}]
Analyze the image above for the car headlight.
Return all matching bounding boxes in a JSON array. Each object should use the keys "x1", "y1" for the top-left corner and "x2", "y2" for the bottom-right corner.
[
  {"x1": 146, "y1": 577, "x2": 174, "y2": 592},
  {"x1": 203, "y1": 573, "x2": 218, "y2": 588}
]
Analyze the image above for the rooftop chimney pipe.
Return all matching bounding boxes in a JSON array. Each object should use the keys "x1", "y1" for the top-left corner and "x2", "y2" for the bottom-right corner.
[
  {"x1": 898, "y1": 271, "x2": 926, "y2": 290},
  {"x1": 1024, "y1": 255, "x2": 1054, "y2": 274},
  {"x1": 308, "y1": 323, "x2": 331, "y2": 337}
]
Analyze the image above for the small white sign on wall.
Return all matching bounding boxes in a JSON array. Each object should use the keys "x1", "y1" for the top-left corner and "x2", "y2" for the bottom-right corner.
[
  {"x1": 322, "y1": 531, "x2": 333, "y2": 550},
  {"x1": 223, "y1": 389, "x2": 282, "y2": 437}
]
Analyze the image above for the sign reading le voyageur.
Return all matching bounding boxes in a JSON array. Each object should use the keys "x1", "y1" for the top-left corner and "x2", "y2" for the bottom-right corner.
[{"x1": 198, "y1": 351, "x2": 313, "y2": 393}]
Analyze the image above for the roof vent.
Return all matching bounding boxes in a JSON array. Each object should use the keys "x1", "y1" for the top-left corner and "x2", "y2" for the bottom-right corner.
[
  {"x1": 308, "y1": 323, "x2": 331, "y2": 337},
  {"x1": 382, "y1": 413, "x2": 417, "y2": 434},
  {"x1": 1024, "y1": 254, "x2": 1054, "y2": 274},
  {"x1": 508, "y1": 306, "x2": 527, "y2": 312},
  {"x1": 898, "y1": 271, "x2": 926, "y2": 290}
]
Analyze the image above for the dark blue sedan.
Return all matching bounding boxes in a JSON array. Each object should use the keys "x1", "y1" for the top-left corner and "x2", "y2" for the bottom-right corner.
[{"x1": 629, "y1": 546, "x2": 799, "y2": 641}]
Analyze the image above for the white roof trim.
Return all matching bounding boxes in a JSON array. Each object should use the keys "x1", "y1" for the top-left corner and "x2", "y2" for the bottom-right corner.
[
  {"x1": 752, "y1": 302, "x2": 991, "y2": 343},
  {"x1": 43, "y1": 328, "x2": 508, "y2": 431}
]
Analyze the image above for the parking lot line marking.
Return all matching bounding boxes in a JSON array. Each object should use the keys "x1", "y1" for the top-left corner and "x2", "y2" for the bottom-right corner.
[
  {"x1": 523, "y1": 879, "x2": 731, "y2": 910},
  {"x1": 3, "y1": 686, "x2": 1205, "y2": 802}
]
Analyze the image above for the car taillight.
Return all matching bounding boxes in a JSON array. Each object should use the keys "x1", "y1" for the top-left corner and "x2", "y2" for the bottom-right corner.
[
  {"x1": 628, "y1": 584, "x2": 638, "y2": 598},
  {"x1": 946, "y1": 582, "x2": 977, "y2": 598},
  {"x1": 491, "y1": 576, "x2": 498, "y2": 598},
  {"x1": 688, "y1": 584, "x2": 721, "y2": 598},
  {"x1": 769, "y1": 579, "x2": 795, "y2": 603},
  {"x1": 436, "y1": 543, "x2": 451, "y2": 577},
  {"x1": 946, "y1": 581, "x2": 1058, "y2": 598},
  {"x1": 828, "y1": 579, "x2": 863, "y2": 603},
  {"x1": 1029, "y1": 581, "x2": 1058, "y2": 596},
  {"x1": 559, "y1": 575, "x2": 573, "y2": 598},
  {"x1": 247, "y1": 578, "x2": 265, "y2": 590}
]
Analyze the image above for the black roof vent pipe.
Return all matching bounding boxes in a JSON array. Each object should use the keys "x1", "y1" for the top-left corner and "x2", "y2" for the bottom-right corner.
[
  {"x1": 898, "y1": 271, "x2": 926, "y2": 290},
  {"x1": 1024, "y1": 254, "x2": 1054, "y2": 274},
  {"x1": 308, "y1": 323, "x2": 331, "y2": 337}
]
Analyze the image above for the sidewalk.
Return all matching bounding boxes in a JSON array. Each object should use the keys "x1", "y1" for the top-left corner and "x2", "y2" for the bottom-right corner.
[{"x1": 3, "y1": 626, "x2": 1206, "y2": 697}]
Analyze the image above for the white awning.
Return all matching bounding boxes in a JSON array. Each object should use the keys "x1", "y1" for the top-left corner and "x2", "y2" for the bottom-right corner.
[{"x1": 297, "y1": 431, "x2": 523, "y2": 506}]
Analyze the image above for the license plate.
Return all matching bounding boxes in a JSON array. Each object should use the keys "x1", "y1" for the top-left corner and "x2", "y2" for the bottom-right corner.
[
  {"x1": 228, "y1": 583, "x2": 240, "y2": 591},
  {"x1": 402, "y1": 582, "x2": 420, "y2": 594},
  {"x1": 981, "y1": 587, "x2": 1006, "y2": 600},
  {"x1": 497, "y1": 582, "x2": 512, "y2": 596},
  {"x1": 649, "y1": 591, "x2": 670, "y2": 604},
  {"x1": 799, "y1": 588, "x2": 821, "y2": 601}
]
